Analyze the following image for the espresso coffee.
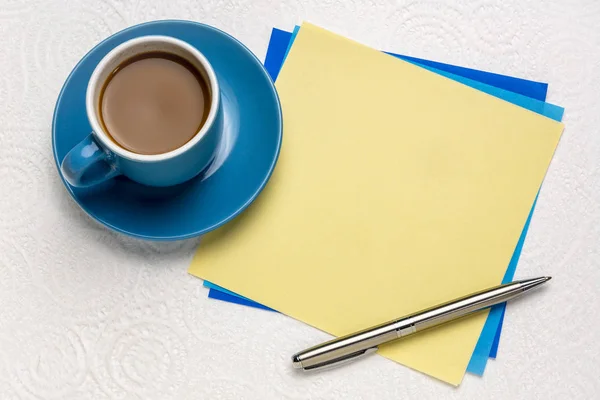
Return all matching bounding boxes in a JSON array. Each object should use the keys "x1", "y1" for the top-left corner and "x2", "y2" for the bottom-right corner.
[{"x1": 99, "y1": 51, "x2": 211, "y2": 155}]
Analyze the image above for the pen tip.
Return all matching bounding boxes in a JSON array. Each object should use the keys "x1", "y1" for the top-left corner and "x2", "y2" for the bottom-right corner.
[
  {"x1": 519, "y1": 276, "x2": 552, "y2": 292},
  {"x1": 292, "y1": 354, "x2": 303, "y2": 369}
]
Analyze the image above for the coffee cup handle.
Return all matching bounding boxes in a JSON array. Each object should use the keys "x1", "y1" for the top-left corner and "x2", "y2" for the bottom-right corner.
[{"x1": 60, "y1": 134, "x2": 121, "y2": 188}]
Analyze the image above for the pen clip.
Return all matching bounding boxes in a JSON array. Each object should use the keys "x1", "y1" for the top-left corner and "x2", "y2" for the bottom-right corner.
[{"x1": 303, "y1": 346, "x2": 378, "y2": 371}]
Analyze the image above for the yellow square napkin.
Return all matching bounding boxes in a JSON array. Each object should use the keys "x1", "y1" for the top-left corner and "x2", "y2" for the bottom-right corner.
[{"x1": 189, "y1": 23, "x2": 563, "y2": 385}]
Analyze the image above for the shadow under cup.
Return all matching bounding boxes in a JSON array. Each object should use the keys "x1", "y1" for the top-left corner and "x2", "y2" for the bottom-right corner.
[{"x1": 61, "y1": 35, "x2": 222, "y2": 190}]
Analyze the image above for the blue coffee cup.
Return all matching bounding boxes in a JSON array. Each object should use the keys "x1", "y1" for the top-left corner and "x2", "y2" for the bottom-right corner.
[{"x1": 61, "y1": 35, "x2": 222, "y2": 188}]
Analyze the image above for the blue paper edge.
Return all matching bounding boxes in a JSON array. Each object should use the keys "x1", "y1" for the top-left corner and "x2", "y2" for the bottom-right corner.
[
  {"x1": 204, "y1": 281, "x2": 275, "y2": 311},
  {"x1": 263, "y1": 27, "x2": 294, "y2": 82},
  {"x1": 282, "y1": 25, "x2": 300, "y2": 67},
  {"x1": 390, "y1": 54, "x2": 548, "y2": 101},
  {"x1": 489, "y1": 308, "x2": 505, "y2": 358},
  {"x1": 208, "y1": 285, "x2": 275, "y2": 311},
  {"x1": 206, "y1": 27, "x2": 562, "y2": 374},
  {"x1": 466, "y1": 196, "x2": 538, "y2": 374}
]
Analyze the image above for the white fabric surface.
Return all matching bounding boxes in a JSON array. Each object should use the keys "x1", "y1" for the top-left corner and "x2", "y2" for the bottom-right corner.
[{"x1": 1, "y1": 0, "x2": 599, "y2": 398}]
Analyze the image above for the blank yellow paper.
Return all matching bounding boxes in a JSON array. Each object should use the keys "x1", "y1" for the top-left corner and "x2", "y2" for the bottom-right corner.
[{"x1": 189, "y1": 23, "x2": 563, "y2": 385}]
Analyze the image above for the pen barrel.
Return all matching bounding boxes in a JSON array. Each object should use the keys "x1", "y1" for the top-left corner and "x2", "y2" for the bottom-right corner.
[
  {"x1": 294, "y1": 321, "x2": 401, "y2": 370},
  {"x1": 409, "y1": 282, "x2": 523, "y2": 332}
]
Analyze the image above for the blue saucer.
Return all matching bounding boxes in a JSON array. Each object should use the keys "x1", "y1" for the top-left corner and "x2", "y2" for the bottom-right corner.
[{"x1": 52, "y1": 20, "x2": 282, "y2": 240}]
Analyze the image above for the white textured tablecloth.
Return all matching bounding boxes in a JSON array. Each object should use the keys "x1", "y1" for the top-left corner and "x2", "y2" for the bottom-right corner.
[{"x1": 1, "y1": 0, "x2": 599, "y2": 398}]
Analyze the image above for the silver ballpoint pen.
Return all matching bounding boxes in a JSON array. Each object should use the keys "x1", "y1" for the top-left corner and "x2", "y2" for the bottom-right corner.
[{"x1": 292, "y1": 277, "x2": 550, "y2": 370}]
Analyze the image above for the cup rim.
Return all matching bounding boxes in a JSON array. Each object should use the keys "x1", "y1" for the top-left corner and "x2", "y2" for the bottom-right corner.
[{"x1": 85, "y1": 35, "x2": 220, "y2": 163}]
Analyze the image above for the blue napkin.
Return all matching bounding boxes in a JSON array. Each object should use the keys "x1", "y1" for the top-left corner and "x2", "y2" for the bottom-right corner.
[{"x1": 206, "y1": 27, "x2": 563, "y2": 376}]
